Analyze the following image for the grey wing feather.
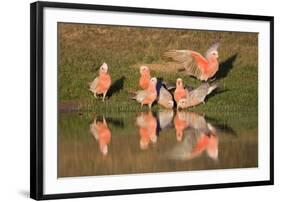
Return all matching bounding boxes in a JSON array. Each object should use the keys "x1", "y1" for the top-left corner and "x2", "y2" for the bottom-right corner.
[
  {"x1": 162, "y1": 50, "x2": 192, "y2": 63},
  {"x1": 162, "y1": 50, "x2": 202, "y2": 79},
  {"x1": 134, "y1": 90, "x2": 148, "y2": 103},
  {"x1": 207, "y1": 84, "x2": 217, "y2": 95},
  {"x1": 184, "y1": 57, "x2": 202, "y2": 79},
  {"x1": 190, "y1": 83, "x2": 217, "y2": 102},
  {"x1": 159, "y1": 86, "x2": 173, "y2": 99},
  {"x1": 158, "y1": 86, "x2": 173, "y2": 108},
  {"x1": 190, "y1": 83, "x2": 210, "y2": 102},
  {"x1": 89, "y1": 77, "x2": 99, "y2": 92}
]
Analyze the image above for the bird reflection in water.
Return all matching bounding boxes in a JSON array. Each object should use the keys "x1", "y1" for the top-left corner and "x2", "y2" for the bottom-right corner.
[
  {"x1": 174, "y1": 111, "x2": 190, "y2": 141},
  {"x1": 88, "y1": 110, "x2": 232, "y2": 161},
  {"x1": 169, "y1": 112, "x2": 219, "y2": 161},
  {"x1": 136, "y1": 112, "x2": 157, "y2": 150},
  {"x1": 89, "y1": 116, "x2": 111, "y2": 156},
  {"x1": 156, "y1": 110, "x2": 174, "y2": 135}
]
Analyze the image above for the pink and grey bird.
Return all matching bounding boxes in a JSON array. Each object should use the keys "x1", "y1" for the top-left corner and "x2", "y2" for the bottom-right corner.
[
  {"x1": 177, "y1": 82, "x2": 217, "y2": 109},
  {"x1": 139, "y1": 65, "x2": 173, "y2": 108},
  {"x1": 163, "y1": 40, "x2": 220, "y2": 81},
  {"x1": 132, "y1": 77, "x2": 157, "y2": 109},
  {"x1": 139, "y1": 65, "x2": 151, "y2": 89},
  {"x1": 89, "y1": 63, "x2": 112, "y2": 101},
  {"x1": 158, "y1": 86, "x2": 174, "y2": 109},
  {"x1": 174, "y1": 78, "x2": 188, "y2": 104}
]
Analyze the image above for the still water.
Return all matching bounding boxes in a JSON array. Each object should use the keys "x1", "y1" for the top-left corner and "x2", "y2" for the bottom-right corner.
[{"x1": 58, "y1": 110, "x2": 258, "y2": 177}]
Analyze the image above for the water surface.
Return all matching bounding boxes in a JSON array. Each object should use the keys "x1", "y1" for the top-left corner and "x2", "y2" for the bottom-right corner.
[{"x1": 58, "y1": 109, "x2": 258, "y2": 177}]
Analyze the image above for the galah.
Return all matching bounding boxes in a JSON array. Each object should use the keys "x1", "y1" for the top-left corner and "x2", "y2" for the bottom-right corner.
[
  {"x1": 174, "y1": 78, "x2": 189, "y2": 104},
  {"x1": 163, "y1": 40, "x2": 220, "y2": 81},
  {"x1": 89, "y1": 116, "x2": 111, "y2": 156},
  {"x1": 139, "y1": 65, "x2": 151, "y2": 89},
  {"x1": 132, "y1": 77, "x2": 158, "y2": 109},
  {"x1": 158, "y1": 86, "x2": 174, "y2": 109},
  {"x1": 139, "y1": 65, "x2": 174, "y2": 109},
  {"x1": 89, "y1": 62, "x2": 112, "y2": 102},
  {"x1": 136, "y1": 112, "x2": 157, "y2": 150},
  {"x1": 177, "y1": 83, "x2": 217, "y2": 109}
]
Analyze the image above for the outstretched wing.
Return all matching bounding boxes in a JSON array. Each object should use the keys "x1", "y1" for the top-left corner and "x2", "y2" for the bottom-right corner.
[
  {"x1": 189, "y1": 83, "x2": 209, "y2": 102},
  {"x1": 162, "y1": 50, "x2": 208, "y2": 79},
  {"x1": 190, "y1": 83, "x2": 217, "y2": 103},
  {"x1": 162, "y1": 50, "x2": 193, "y2": 63}
]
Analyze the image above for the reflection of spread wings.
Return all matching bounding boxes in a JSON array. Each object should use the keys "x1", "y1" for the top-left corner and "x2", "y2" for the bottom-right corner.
[
  {"x1": 162, "y1": 50, "x2": 208, "y2": 78},
  {"x1": 180, "y1": 112, "x2": 209, "y2": 132},
  {"x1": 167, "y1": 128, "x2": 199, "y2": 160}
]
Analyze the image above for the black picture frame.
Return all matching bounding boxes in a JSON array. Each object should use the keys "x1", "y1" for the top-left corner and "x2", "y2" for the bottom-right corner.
[{"x1": 30, "y1": 1, "x2": 274, "y2": 200}]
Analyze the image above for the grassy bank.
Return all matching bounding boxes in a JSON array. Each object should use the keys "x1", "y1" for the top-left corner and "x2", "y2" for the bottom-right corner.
[{"x1": 58, "y1": 23, "x2": 258, "y2": 115}]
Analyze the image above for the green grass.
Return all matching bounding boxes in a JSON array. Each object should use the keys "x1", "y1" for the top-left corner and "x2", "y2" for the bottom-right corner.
[{"x1": 58, "y1": 23, "x2": 258, "y2": 117}]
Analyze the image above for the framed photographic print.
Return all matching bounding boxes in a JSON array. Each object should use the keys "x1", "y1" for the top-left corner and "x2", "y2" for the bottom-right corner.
[{"x1": 30, "y1": 1, "x2": 274, "y2": 200}]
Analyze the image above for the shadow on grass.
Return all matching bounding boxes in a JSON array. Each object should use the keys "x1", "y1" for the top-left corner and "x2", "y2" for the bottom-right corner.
[
  {"x1": 107, "y1": 76, "x2": 126, "y2": 97},
  {"x1": 206, "y1": 88, "x2": 229, "y2": 102},
  {"x1": 215, "y1": 53, "x2": 238, "y2": 80},
  {"x1": 205, "y1": 53, "x2": 238, "y2": 101}
]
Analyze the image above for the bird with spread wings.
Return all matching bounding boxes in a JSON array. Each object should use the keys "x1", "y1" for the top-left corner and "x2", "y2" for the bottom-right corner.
[{"x1": 162, "y1": 40, "x2": 220, "y2": 81}]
